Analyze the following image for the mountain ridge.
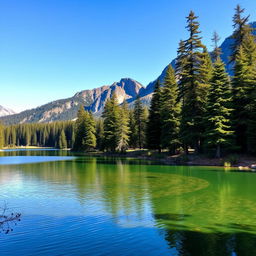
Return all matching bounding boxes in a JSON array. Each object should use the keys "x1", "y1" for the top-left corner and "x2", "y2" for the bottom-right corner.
[{"x1": 0, "y1": 105, "x2": 16, "y2": 117}]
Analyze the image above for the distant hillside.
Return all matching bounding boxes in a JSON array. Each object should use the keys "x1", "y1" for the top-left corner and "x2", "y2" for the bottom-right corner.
[
  {"x1": 0, "y1": 105, "x2": 15, "y2": 117},
  {"x1": 0, "y1": 79, "x2": 144, "y2": 125}
]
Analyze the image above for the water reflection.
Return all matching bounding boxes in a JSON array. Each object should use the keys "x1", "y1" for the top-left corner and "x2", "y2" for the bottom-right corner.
[{"x1": 1, "y1": 151, "x2": 256, "y2": 255}]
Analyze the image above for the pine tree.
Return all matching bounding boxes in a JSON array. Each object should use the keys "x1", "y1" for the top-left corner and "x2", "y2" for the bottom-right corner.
[
  {"x1": 102, "y1": 93, "x2": 120, "y2": 152},
  {"x1": 96, "y1": 118, "x2": 104, "y2": 150},
  {"x1": 160, "y1": 65, "x2": 181, "y2": 153},
  {"x1": 73, "y1": 105, "x2": 87, "y2": 150},
  {"x1": 10, "y1": 126, "x2": 16, "y2": 146},
  {"x1": 0, "y1": 122, "x2": 4, "y2": 149},
  {"x1": 212, "y1": 31, "x2": 221, "y2": 62},
  {"x1": 176, "y1": 40, "x2": 189, "y2": 102},
  {"x1": 83, "y1": 111, "x2": 96, "y2": 151},
  {"x1": 133, "y1": 97, "x2": 147, "y2": 149},
  {"x1": 116, "y1": 102, "x2": 130, "y2": 152},
  {"x1": 73, "y1": 105, "x2": 96, "y2": 151},
  {"x1": 232, "y1": 33, "x2": 256, "y2": 152},
  {"x1": 128, "y1": 109, "x2": 137, "y2": 148},
  {"x1": 146, "y1": 80, "x2": 162, "y2": 151},
  {"x1": 230, "y1": 5, "x2": 251, "y2": 63},
  {"x1": 58, "y1": 129, "x2": 67, "y2": 149},
  {"x1": 178, "y1": 11, "x2": 211, "y2": 153},
  {"x1": 204, "y1": 57, "x2": 233, "y2": 157},
  {"x1": 247, "y1": 89, "x2": 256, "y2": 154}
]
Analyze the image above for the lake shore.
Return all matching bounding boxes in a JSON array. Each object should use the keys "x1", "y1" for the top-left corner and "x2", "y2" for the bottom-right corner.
[
  {"x1": 2, "y1": 147, "x2": 256, "y2": 169},
  {"x1": 3, "y1": 146, "x2": 55, "y2": 149},
  {"x1": 74, "y1": 149, "x2": 256, "y2": 169}
]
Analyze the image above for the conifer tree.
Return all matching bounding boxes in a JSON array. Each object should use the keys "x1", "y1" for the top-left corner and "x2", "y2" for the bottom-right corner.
[
  {"x1": 176, "y1": 40, "x2": 189, "y2": 102},
  {"x1": 204, "y1": 57, "x2": 233, "y2": 157},
  {"x1": 73, "y1": 105, "x2": 96, "y2": 151},
  {"x1": 178, "y1": 11, "x2": 211, "y2": 153},
  {"x1": 230, "y1": 5, "x2": 251, "y2": 63},
  {"x1": 96, "y1": 119, "x2": 104, "y2": 150},
  {"x1": 58, "y1": 129, "x2": 67, "y2": 149},
  {"x1": 160, "y1": 65, "x2": 181, "y2": 153},
  {"x1": 133, "y1": 97, "x2": 147, "y2": 149},
  {"x1": 232, "y1": 32, "x2": 256, "y2": 152},
  {"x1": 247, "y1": 90, "x2": 256, "y2": 154},
  {"x1": 0, "y1": 122, "x2": 4, "y2": 149},
  {"x1": 102, "y1": 94, "x2": 120, "y2": 152},
  {"x1": 73, "y1": 105, "x2": 86, "y2": 150},
  {"x1": 116, "y1": 102, "x2": 130, "y2": 152},
  {"x1": 128, "y1": 110, "x2": 137, "y2": 148},
  {"x1": 10, "y1": 126, "x2": 16, "y2": 146},
  {"x1": 212, "y1": 31, "x2": 221, "y2": 62},
  {"x1": 83, "y1": 111, "x2": 96, "y2": 151},
  {"x1": 146, "y1": 80, "x2": 162, "y2": 151}
]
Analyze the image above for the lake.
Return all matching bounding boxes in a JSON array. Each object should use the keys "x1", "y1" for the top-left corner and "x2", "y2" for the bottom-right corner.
[{"x1": 0, "y1": 150, "x2": 256, "y2": 255}]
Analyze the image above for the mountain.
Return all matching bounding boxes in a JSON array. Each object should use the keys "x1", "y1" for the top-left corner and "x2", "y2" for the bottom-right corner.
[
  {"x1": 0, "y1": 105, "x2": 15, "y2": 117},
  {"x1": 1, "y1": 22, "x2": 256, "y2": 125},
  {"x1": 85, "y1": 78, "x2": 144, "y2": 114},
  {"x1": 0, "y1": 78, "x2": 144, "y2": 125}
]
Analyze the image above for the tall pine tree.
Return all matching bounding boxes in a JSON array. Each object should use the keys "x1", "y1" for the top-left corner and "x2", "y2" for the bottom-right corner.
[
  {"x1": 232, "y1": 32, "x2": 256, "y2": 152},
  {"x1": 160, "y1": 65, "x2": 181, "y2": 153},
  {"x1": 133, "y1": 97, "x2": 147, "y2": 149},
  {"x1": 58, "y1": 129, "x2": 67, "y2": 149},
  {"x1": 146, "y1": 80, "x2": 162, "y2": 152},
  {"x1": 178, "y1": 11, "x2": 211, "y2": 153},
  {"x1": 0, "y1": 122, "x2": 4, "y2": 149},
  {"x1": 230, "y1": 4, "x2": 251, "y2": 63},
  {"x1": 73, "y1": 106, "x2": 96, "y2": 151},
  {"x1": 204, "y1": 56, "x2": 233, "y2": 157},
  {"x1": 116, "y1": 102, "x2": 130, "y2": 152},
  {"x1": 102, "y1": 93, "x2": 121, "y2": 152}
]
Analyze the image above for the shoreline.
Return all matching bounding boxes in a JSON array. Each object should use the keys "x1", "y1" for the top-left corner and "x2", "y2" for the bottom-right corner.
[
  {"x1": 1, "y1": 147, "x2": 256, "y2": 170},
  {"x1": 73, "y1": 150, "x2": 256, "y2": 170}
]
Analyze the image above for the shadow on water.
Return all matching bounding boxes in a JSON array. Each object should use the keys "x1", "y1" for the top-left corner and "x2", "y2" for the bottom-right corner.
[
  {"x1": 153, "y1": 214, "x2": 256, "y2": 255},
  {"x1": 160, "y1": 228, "x2": 256, "y2": 256},
  {"x1": 154, "y1": 213, "x2": 191, "y2": 221}
]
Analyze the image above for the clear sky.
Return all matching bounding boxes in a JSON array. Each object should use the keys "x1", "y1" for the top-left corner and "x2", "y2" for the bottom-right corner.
[{"x1": 1, "y1": 0, "x2": 256, "y2": 112}]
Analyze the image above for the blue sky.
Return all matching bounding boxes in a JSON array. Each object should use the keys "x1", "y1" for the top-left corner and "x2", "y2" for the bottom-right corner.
[{"x1": 1, "y1": 0, "x2": 256, "y2": 112}]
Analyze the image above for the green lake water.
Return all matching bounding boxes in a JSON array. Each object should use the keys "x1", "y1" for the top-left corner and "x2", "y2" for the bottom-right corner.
[{"x1": 0, "y1": 149, "x2": 256, "y2": 255}]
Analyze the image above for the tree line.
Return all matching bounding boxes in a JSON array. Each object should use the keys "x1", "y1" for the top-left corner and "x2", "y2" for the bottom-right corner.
[
  {"x1": 147, "y1": 5, "x2": 256, "y2": 157},
  {"x1": 1, "y1": 5, "x2": 256, "y2": 157},
  {"x1": 0, "y1": 121, "x2": 75, "y2": 149}
]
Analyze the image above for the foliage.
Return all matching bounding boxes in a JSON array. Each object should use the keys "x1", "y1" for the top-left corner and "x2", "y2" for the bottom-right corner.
[
  {"x1": 146, "y1": 80, "x2": 162, "y2": 151},
  {"x1": 58, "y1": 129, "x2": 67, "y2": 149},
  {"x1": 0, "y1": 122, "x2": 4, "y2": 149},
  {"x1": 160, "y1": 65, "x2": 181, "y2": 153},
  {"x1": 3, "y1": 121, "x2": 75, "y2": 148},
  {"x1": 177, "y1": 11, "x2": 212, "y2": 153},
  {"x1": 204, "y1": 57, "x2": 234, "y2": 157},
  {"x1": 132, "y1": 97, "x2": 147, "y2": 149},
  {"x1": 73, "y1": 105, "x2": 96, "y2": 151}
]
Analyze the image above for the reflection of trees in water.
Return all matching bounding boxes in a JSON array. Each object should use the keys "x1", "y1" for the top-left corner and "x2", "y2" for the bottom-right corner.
[
  {"x1": 0, "y1": 203, "x2": 21, "y2": 234},
  {"x1": 3, "y1": 156, "x2": 256, "y2": 254},
  {"x1": 7, "y1": 157, "x2": 151, "y2": 218},
  {"x1": 158, "y1": 228, "x2": 256, "y2": 256},
  {"x1": 150, "y1": 176, "x2": 256, "y2": 255}
]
